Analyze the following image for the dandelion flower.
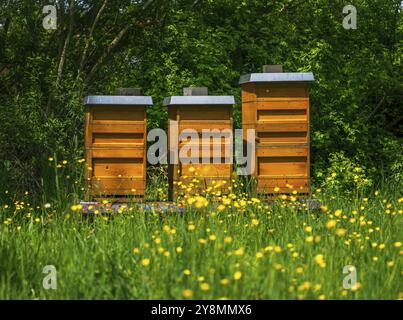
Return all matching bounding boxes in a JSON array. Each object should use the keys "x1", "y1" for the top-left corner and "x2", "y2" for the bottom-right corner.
[
  {"x1": 314, "y1": 254, "x2": 326, "y2": 268},
  {"x1": 336, "y1": 228, "x2": 346, "y2": 237},
  {"x1": 326, "y1": 219, "x2": 337, "y2": 229},
  {"x1": 182, "y1": 289, "x2": 193, "y2": 298},
  {"x1": 141, "y1": 258, "x2": 150, "y2": 267},
  {"x1": 200, "y1": 283, "x2": 210, "y2": 291},
  {"x1": 224, "y1": 236, "x2": 233, "y2": 243},
  {"x1": 233, "y1": 271, "x2": 242, "y2": 280}
]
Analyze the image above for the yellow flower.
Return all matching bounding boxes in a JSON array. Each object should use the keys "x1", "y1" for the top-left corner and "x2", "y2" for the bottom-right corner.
[
  {"x1": 351, "y1": 282, "x2": 361, "y2": 292},
  {"x1": 200, "y1": 283, "x2": 210, "y2": 291},
  {"x1": 233, "y1": 271, "x2": 242, "y2": 280},
  {"x1": 274, "y1": 187, "x2": 280, "y2": 192},
  {"x1": 387, "y1": 261, "x2": 394, "y2": 267},
  {"x1": 176, "y1": 247, "x2": 183, "y2": 253},
  {"x1": 224, "y1": 236, "x2": 233, "y2": 243},
  {"x1": 141, "y1": 258, "x2": 150, "y2": 267},
  {"x1": 274, "y1": 246, "x2": 282, "y2": 253},
  {"x1": 154, "y1": 237, "x2": 161, "y2": 244},
  {"x1": 209, "y1": 235, "x2": 217, "y2": 241},
  {"x1": 234, "y1": 247, "x2": 244, "y2": 256},
  {"x1": 132, "y1": 247, "x2": 140, "y2": 254},
  {"x1": 394, "y1": 242, "x2": 401, "y2": 248},
  {"x1": 188, "y1": 224, "x2": 196, "y2": 231},
  {"x1": 182, "y1": 289, "x2": 193, "y2": 298},
  {"x1": 217, "y1": 204, "x2": 226, "y2": 211},
  {"x1": 220, "y1": 278, "x2": 230, "y2": 285},
  {"x1": 183, "y1": 269, "x2": 191, "y2": 275},
  {"x1": 251, "y1": 219, "x2": 259, "y2": 226},
  {"x1": 304, "y1": 226, "x2": 312, "y2": 233},
  {"x1": 334, "y1": 209, "x2": 342, "y2": 217},
  {"x1": 296, "y1": 267, "x2": 304, "y2": 274},
  {"x1": 326, "y1": 219, "x2": 337, "y2": 229},
  {"x1": 298, "y1": 281, "x2": 311, "y2": 291},
  {"x1": 314, "y1": 254, "x2": 326, "y2": 268},
  {"x1": 336, "y1": 228, "x2": 346, "y2": 237},
  {"x1": 256, "y1": 252, "x2": 264, "y2": 259},
  {"x1": 318, "y1": 294, "x2": 326, "y2": 300},
  {"x1": 305, "y1": 236, "x2": 314, "y2": 243}
]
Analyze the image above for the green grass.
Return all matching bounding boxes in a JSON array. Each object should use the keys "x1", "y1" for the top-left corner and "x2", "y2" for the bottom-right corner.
[{"x1": 0, "y1": 181, "x2": 401, "y2": 299}]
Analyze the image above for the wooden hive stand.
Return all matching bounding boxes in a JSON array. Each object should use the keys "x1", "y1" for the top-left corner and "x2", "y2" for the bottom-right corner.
[
  {"x1": 239, "y1": 65, "x2": 315, "y2": 198},
  {"x1": 84, "y1": 88, "x2": 153, "y2": 202},
  {"x1": 164, "y1": 87, "x2": 235, "y2": 201}
]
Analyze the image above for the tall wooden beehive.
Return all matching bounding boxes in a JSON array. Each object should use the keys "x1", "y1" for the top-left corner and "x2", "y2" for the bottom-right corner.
[
  {"x1": 84, "y1": 89, "x2": 153, "y2": 201},
  {"x1": 164, "y1": 87, "x2": 235, "y2": 201},
  {"x1": 239, "y1": 65, "x2": 314, "y2": 196}
]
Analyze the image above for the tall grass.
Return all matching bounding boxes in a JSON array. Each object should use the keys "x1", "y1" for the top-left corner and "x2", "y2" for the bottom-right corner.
[{"x1": 0, "y1": 159, "x2": 401, "y2": 299}]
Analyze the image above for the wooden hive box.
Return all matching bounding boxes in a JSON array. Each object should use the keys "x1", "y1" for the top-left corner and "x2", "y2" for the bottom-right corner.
[
  {"x1": 164, "y1": 87, "x2": 235, "y2": 201},
  {"x1": 84, "y1": 89, "x2": 153, "y2": 201},
  {"x1": 239, "y1": 66, "x2": 315, "y2": 196}
]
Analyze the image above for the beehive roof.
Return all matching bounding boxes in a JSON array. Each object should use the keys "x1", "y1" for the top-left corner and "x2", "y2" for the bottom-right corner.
[
  {"x1": 84, "y1": 95, "x2": 153, "y2": 105},
  {"x1": 163, "y1": 96, "x2": 235, "y2": 106},
  {"x1": 239, "y1": 72, "x2": 314, "y2": 84}
]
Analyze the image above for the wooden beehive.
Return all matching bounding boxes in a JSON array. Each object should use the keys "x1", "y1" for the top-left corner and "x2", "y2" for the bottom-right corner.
[
  {"x1": 164, "y1": 87, "x2": 235, "y2": 201},
  {"x1": 239, "y1": 66, "x2": 314, "y2": 196},
  {"x1": 84, "y1": 89, "x2": 153, "y2": 201}
]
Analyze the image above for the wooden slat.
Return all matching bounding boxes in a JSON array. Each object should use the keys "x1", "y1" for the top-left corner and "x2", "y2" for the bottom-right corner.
[
  {"x1": 92, "y1": 123, "x2": 145, "y2": 134},
  {"x1": 91, "y1": 148, "x2": 144, "y2": 158},
  {"x1": 91, "y1": 177, "x2": 145, "y2": 192},
  {"x1": 254, "y1": 83, "x2": 308, "y2": 98},
  {"x1": 257, "y1": 132, "x2": 307, "y2": 144},
  {"x1": 258, "y1": 156, "x2": 307, "y2": 176},
  {"x1": 256, "y1": 99, "x2": 309, "y2": 110},
  {"x1": 92, "y1": 132, "x2": 144, "y2": 145},
  {"x1": 93, "y1": 158, "x2": 144, "y2": 177},
  {"x1": 256, "y1": 122, "x2": 308, "y2": 132},
  {"x1": 257, "y1": 109, "x2": 307, "y2": 122},
  {"x1": 180, "y1": 163, "x2": 232, "y2": 177},
  {"x1": 179, "y1": 106, "x2": 231, "y2": 120},
  {"x1": 256, "y1": 147, "x2": 308, "y2": 157},
  {"x1": 92, "y1": 105, "x2": 145, "y2": 121}
]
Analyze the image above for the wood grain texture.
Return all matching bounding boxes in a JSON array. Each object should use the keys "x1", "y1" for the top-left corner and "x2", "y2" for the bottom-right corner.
[
  {"x1": 85, "y1": 103, "x2": 147, "y2": 200},
  {"x1": 168, "y1": 104, "x2": 233, "y2": 200},
  {"x1": 241, "y1": 81, "x2": 312, "y2": 196}
]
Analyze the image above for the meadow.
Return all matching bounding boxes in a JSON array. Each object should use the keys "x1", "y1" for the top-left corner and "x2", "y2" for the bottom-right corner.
[{"x1": 0, "y1": 159, "x2": 401, "y2": 300}]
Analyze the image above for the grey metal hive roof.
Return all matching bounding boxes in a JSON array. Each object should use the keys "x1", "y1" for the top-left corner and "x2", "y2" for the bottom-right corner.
[
  {"x1": 163, "y1": 96, "x2": 235, "y2": 106},
  {"x1": 84, "y1": 95, "x2": 153, "y2": 105},
  {"x1": 239, "y1": 72, "x2": 314, "y2": 84}
]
